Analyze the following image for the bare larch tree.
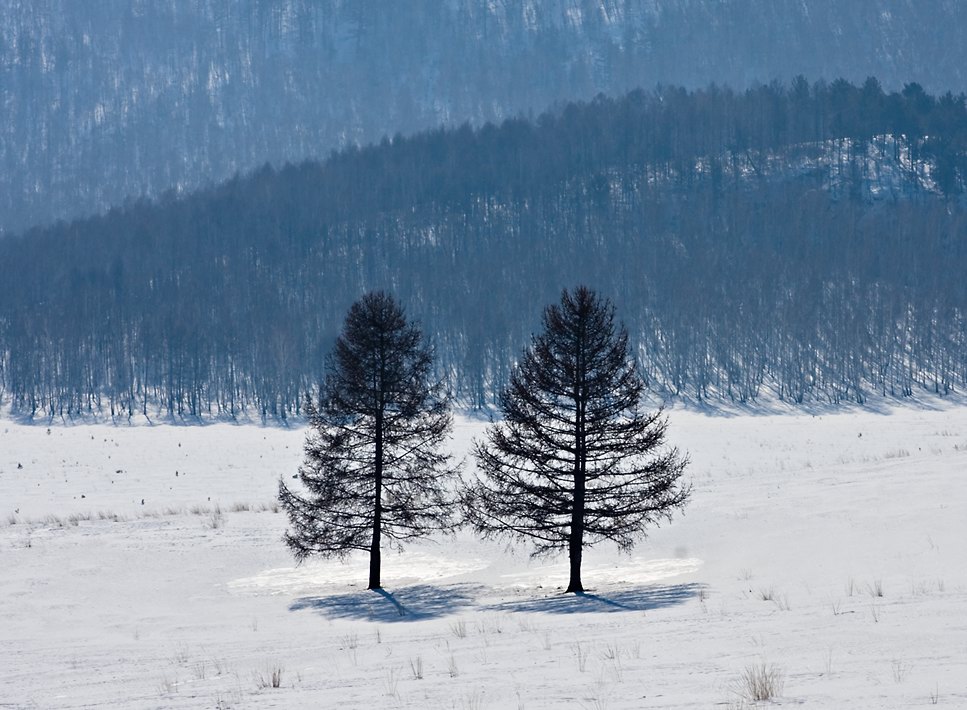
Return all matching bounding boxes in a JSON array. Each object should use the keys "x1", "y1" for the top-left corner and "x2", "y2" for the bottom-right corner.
[
  {"x1": 465, "y1": 286, "x2": 690, "y2": 593},
  {"x1": 279, "y1": 291, "x2": 457, "y2": 589}
]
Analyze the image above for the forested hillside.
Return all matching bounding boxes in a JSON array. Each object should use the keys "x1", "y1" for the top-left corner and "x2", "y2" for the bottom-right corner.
[
  {"x1": 1, "y1": 79, "x2": 966, "y2": 418},
  {"x1": 4, "y1": 0, "x2": 967, "y2": 236}
]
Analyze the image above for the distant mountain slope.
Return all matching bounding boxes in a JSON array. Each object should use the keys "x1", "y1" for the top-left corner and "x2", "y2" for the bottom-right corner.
[
  {"x1": 1, "y1": 80, "x2": 965, "y2": 418},
  {"x1": 2, "y1": 0, "x2": 967, "y2": 235}
]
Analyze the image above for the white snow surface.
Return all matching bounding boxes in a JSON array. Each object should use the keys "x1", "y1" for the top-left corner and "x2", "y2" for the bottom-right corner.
[{"x1": 1, "y1": 406, "x2": 965, "y2": 708}]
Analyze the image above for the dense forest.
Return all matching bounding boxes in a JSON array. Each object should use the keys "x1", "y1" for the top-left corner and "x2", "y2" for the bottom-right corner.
[
  {"x1": 1, "y1": 78, "x2": 966, "y2": 418},
  {"x1": 4, "y1": 0, "x2": 967, "y2": 236}
]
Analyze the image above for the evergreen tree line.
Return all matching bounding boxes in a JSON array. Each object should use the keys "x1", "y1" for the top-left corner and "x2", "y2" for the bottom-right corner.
[{"x1": 1, "y1": 79, "x2": 966, "y2": 418}]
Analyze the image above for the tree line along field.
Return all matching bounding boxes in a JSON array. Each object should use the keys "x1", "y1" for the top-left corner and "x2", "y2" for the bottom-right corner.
[{"x1": 1, "y1": 79, "x2": 967, "y2": 418}]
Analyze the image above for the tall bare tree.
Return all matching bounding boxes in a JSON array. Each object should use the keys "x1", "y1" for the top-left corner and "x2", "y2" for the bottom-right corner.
[
  {"x1": 465, "y1": 286, "x2": 690, "y2": 593},
  {"x1": 279, "y1": 291, "x2": 457, "y2": 589}
]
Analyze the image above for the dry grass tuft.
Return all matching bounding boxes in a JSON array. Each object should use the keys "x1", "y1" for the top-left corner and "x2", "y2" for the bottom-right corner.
[{"x1": 736, "y1": 662, "x2": 784, "y2": 702}]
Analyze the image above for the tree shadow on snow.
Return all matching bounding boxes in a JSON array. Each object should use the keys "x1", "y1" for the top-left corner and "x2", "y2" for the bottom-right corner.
[
  {"x1": 485, "y1": 582, "x2": 704, "y2": 615},
  {"x1": 289, "y1": 583, "x2": 481, "y2": 622}
]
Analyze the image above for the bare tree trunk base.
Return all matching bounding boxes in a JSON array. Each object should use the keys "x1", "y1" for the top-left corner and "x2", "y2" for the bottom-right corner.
[{"x1": 368, "y1": 546, "x2": 381, "y2": 590}]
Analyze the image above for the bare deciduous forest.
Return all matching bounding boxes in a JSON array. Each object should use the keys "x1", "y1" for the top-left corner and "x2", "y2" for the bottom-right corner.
[{"x1": 1, "y1": 80, "x2": 965, "y2": 417}]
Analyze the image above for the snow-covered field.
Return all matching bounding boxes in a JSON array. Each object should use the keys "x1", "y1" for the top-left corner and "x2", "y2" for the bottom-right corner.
[{"x1": 1, "y1": 405, "x2": 965, "y2": 708}]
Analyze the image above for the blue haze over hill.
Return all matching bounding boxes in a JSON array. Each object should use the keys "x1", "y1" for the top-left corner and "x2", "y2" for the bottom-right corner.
[{"x1": 2, "y1": 0, "x2": 967, "y2": 235}]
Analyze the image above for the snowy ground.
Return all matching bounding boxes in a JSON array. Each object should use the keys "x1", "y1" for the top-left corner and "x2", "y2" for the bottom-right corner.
[{"x1": 1, "y1": 404, "x2": 965, "y2": 708}]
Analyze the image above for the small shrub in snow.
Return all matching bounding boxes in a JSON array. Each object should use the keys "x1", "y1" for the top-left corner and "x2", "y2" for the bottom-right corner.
[
  {"x1": 461, "y1": 690, "x2": 485, "y2": 710},
  {"x1": 192, "y1": 661, "x2": 207, "y2": 680},
  {"x1": 757, "y1": 586, "x2": 776, "y2": 602},
  {"x1": 475, "y1": 615, "x2": 503, "y2": 635},
  {"x1": 891, "y1": 659, "x2": 908, "y2": 684},
  {"x1": 255, "y1": 665, "x2": 283, "y2": 689},
  {"x1": 207, "y1": 504, "x2": 224, "y2": 529},
  {"x1": 67, "y1": 512, "x2": 90, "y2": 526},
  {"x1": 737, "y1": 662, "x2": 784, "y2": 702},
  {"x1": 449, "y1": 620, "x2": 468, "y2": 639},
  {"x1": 383, "y1": 666, "x2": 401, "y2": 698}
]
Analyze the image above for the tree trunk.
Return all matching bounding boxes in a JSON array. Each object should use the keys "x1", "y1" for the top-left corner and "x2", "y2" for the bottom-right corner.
[
  {"x1": 567, "y1": 442, "x2": 586, "y2": 592},
  {"x1": 368, "y1": 529, "x2": 381, "y2": 590},
  {"x1": 566, "y1": 532, "x2": 584, "y2": 593},
  {"x1": 567, "y1": 455, "x2": 587, "y2": 592},
  {"x1": 567, "y1": 377, "x2": 587, "y2": 594},
  {"x1": 369, "y1": 410, "x2": 384, "y2": 590}
]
